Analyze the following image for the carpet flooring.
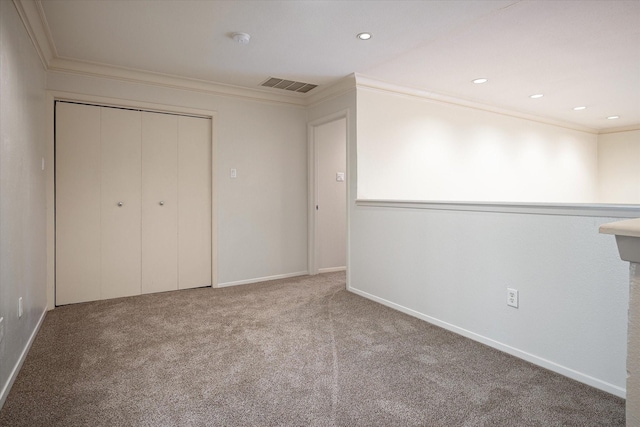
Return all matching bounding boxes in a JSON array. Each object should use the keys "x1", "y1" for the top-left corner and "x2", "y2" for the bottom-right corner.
[{"x1": 0, "y1": 272, "x2": 625, "y2": 426}]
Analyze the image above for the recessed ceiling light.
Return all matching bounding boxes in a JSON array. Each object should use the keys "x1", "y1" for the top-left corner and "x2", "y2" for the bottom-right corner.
[
  {"x1": 573, "y1": 106, "x2": 586, "y2": 111},
  {"x1": 530, "y1": 94, "x2": 544, "y2": 99},
  {"x1": 607, "y1": 115, "x2": 620, "y2": 120},
  {"x1": 357, "y1": 33, "x2": 372, "y2": 40},
  {"x1": 472, "y1": 78, "x2": 488, "y2": 84}
]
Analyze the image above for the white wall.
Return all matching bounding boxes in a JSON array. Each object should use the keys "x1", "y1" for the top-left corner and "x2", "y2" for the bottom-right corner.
[
  {"x1": 0, "y1": 1, "x2": 48, "y2": 407},
  {"x1": 598, "y1": 130, "x2": 640, "y2": 204},
  {"x1": 316, "y1": 118, "x2": 347, "y2": 271},
  {"x1": 357, "y1": 87, "x2": 599, "y2": 203},
  {"x1": 349, "y1": 85, "x2": 637, "y2": 396},
  {"x1": 46, "y1": 72, "x2": 308, "y2": 288},
  {"x1": 349, "y1": 204, "x2": 632, "y2": 395}
]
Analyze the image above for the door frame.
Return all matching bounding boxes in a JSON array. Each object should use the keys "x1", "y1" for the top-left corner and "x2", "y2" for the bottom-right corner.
[
  {"x1": 307, "y1": 110, "x2": 349, "y2": 276},
  {"x1": 46, "y1": 91, "x2": 218, "y2": 309}
]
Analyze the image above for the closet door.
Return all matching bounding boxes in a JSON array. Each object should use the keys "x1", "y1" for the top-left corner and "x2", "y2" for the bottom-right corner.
[
  {"x1": 141, "y1": 112, "x2": 179, "y2": 294},
  {"x1": 56, "y1": 103, "x2": 213, "y2": 305},
  {"x1": 55, "y1": 103, "x2": 102, "y2": 305},
  {"x1": 100, "y1": 107, "x2": 142, "y2": 299},
  {"x1": 178, "y1": 116, "x2": 212, "y2": 289}
]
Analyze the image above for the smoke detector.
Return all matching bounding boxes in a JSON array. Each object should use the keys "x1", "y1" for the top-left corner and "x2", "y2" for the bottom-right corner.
[{"x1": 232, "y1": 32, "x2": 251, "y2": 44}]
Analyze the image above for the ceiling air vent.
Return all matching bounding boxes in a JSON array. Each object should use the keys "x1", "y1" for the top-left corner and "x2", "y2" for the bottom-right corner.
[{"x1": 261, "y1": 77, "x2": 318, "y2": 94}]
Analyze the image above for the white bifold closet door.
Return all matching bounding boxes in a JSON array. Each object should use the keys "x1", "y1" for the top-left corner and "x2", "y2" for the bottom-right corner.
[
  {"x1": 55, "y1": 103, "x2": 102, "y2": 304},
  {"x1": 101, "y1": 107, "x2": 142, "y2": 300},
  {"x1": 55, "y1": 102, "x2": 211, "y2": 305},
  {"x1": 141, "y1": 112, "x2": 178, "y2": 294},
  {"x1": 177, "y1": 116, "x2": 212, "y2": 290}
]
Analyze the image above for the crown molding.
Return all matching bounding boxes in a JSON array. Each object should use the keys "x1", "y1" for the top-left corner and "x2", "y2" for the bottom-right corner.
[
  {"x1": 48, "y1": 57, "x2": 308, "y2": 107},
  {"x1": 353, "y1": 73, "x2": 600, "y2": 135},
  {"x1": 597, "y1": 125, "x2": 640, "y2": 135},
  {"x1": 13, "y1": 0, "x2": 56, "y2": 69},
  {"x1": 16, "y1": 1, "x2": 310, "y2": 107},
  {"x1": 307, "y1": 74, "x2": 357, "y2": 107},
  {"x1": 17, "y1": 1, "x2": 638, "y2": 127}
]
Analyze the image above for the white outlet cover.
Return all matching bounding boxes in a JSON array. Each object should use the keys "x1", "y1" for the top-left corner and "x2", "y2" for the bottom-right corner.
[
  {"x1": 18, "y1": 297, "x2": 23, "y2": 318},
  {"x1": 507, "y1": 288, "x2": 519, "y2": 308},
  {"x1": 230, "y1": 168, "x2": 237, "y2": 179},
  {"x1": 0, "y1": 317, "x2": 4, "y2": 343},
  {"x1": 336, "y1": 172, "x2": 345, "y2": 182}
]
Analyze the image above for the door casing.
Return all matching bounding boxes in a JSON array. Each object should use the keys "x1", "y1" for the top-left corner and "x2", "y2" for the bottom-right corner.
[{"x1": 307, "y1": 110, "x2": 349, "y2": 276}]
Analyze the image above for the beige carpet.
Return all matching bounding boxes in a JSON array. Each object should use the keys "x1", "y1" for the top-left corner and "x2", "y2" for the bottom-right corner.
[{"x1": 0, "y1": 272, "x2": 625, "y2": 426}]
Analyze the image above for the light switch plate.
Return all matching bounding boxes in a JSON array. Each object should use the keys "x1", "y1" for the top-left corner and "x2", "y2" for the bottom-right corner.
[
  {"x1": 230, "y1": 168, "x2": 237, "y2": 179},
  {"x1": 0, "y1": 317, "x2": 4, "y2": 343}
]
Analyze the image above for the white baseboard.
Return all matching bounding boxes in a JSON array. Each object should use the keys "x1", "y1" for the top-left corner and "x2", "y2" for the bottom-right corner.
[
  {"x1": 0, "y1": 308, "x2": 47, "y2": 409},
  {"x1": 217, "y1": 271, "x2": 309, "y2": 288},
  {"x1": 347, "y1": 286, "x2": 626, "y2": 399},
  {"x1": 318, "y1": 266, "x2": 346, "y2": 274}
]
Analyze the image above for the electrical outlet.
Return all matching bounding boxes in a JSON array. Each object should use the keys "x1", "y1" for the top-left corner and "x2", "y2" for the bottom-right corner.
[
  {"x1": 507, "y1": 288, "x2": 519, "y2": 308},
  {"x1": 18, "y1": 297, "x2": 23, "y2": 318}
]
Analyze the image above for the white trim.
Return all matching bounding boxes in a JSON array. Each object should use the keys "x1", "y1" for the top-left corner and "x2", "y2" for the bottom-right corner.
[
  {"x1": 48, "y1": 58, "x2": 308, "y2": 108},
  {"x1": 217, "y1": 271, "x2": 309, "y2": 288},
  {"x1": 46, "y1": 91, "x2": 219, "y2": 308},
  {"x1": 356, "y1": 199, "x2": 640, "y2": 219},
  {"x1": 318, "y1": 267, "x2": 346, "y2": 274},
  {"x1": 45, "y1": 93, "x2": 55, "y2": 310},
  {"x1": 0, "y1": 309, "x2": 47, "y2": 409},
  {"x1": 307, "y1": 74, "x2": 357, "y2": 108},
  {"x1": 598, "y1": 125, "x2": 640, "y2": 135},
  {"x1": 307, "y1": 123, "x2": 317, "y2": 275},
  {"x1": 15, "y1": 0, "x2": 347, "y2": 110},
  {"x1": 49, "y1": 90, "x2": 218, "y2": 119},
  {"x1": 15, "y1": 0, "x2": 312, "y2": 108},
  {"x1": 347, "y1": 286, "x2": 626, "y2": 398},
  {"x1": 13, "y1": 0, "x2": 54, "y2": 69},
  {"x1": 307, "y1": 110, "x2": 351, "y2": 127},
  {"x1": 307, "y1": 111, "x2": 350, "y2": 275},
  {"x1": 15, "y1": 3, "x2": 639, "y2": 132},
  {"x1": 34, "y1": 0, "x2": 57, "y2": 57},
  {"x1": 353, "y1": 73, "x2": 602, "y2": 135},
  {"x1": 210, "y1": 114, "x2": 219, "y2": 290}
]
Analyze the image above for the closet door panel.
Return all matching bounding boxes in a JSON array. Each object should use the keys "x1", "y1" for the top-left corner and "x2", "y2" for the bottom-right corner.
[
  {"x1": 178, "y1": 116, "x2": 212, "y2": 289},
  {"x1": 100, "y1": 107, "x2": 142, "y2": 299},
  {"x1": 55, "y1": 103, "x2": 102, "y2": 305},
  {"x1": 141, "y1": 112, "x2": 178, "y2": 294}
]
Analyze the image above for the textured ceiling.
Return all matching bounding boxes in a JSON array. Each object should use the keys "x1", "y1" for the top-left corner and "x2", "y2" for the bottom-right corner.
[{"x1": 39, "y1": 0, "x2": 640, "y2": 130}]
